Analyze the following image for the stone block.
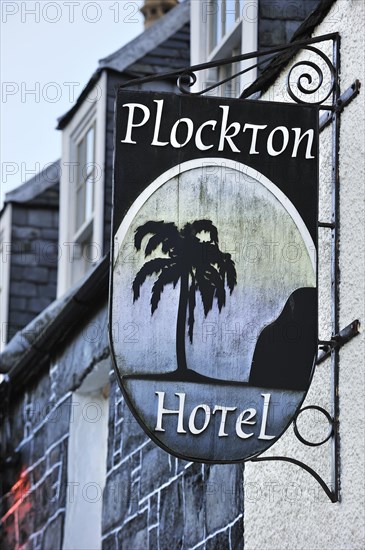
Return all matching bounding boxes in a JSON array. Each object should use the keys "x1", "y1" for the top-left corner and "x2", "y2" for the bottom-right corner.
[
  {"x1": 148, "y1": 493, "x2": 158, "y2": 527},
  {"x1": 205, "y1": 464, "x2": 244, "y2": 536},
  {"x1": 102, "y1": 461, "x2": 131, "y2": 532},
  {"x1": 40, "y1": 228, "x2": 59, "y2": 240},
  {"x1": 1, "y1": 511, "x2": 17, "y2": 549},
  {"x1": 206, "y1": 530, "x2": 230, "y2": 549},
  {"x1": 183, "y1": 464, "x2": 205, "y2": 547},
  {"x1": 32, "y1": 459, "x2": 46, "y2": 486},
  {"x1": 9, "y1": 296, "x2": 27, "y2": 310},
  {"x1": 32, "y1": 241, "x2": 60, "y2": 267},
  {"x1": 149, "y1": 526, "x2": 158, "y2": 550},
  {"x1": 140, "y1": 442, "x2": 173, "y2": 498},
  {"x1": 33, "y1": 482, "x2": 52, "y2": 530},
  {"x1": 8, "y1": 312, "x2": 34, "y2": 332},
  {"x1": 26, "y1": 266, "x2": 49, "y2": 283},
  {"x1": 259, "y1": 18, "x2": 286, "y2": 47},
  {"x1": 42, "y1": 512, "x2": 64, "y2": 550},
  {"x1": 102, "y1": 533, "x2": 117, "y2": 549},
  {"x1": 37, "y1": 284, "x2": 57, "y2": 299},
  {"x1": 28, "y1": 297, "x2": 52, "y2": 314},
  {"x1": 231, "y1": 517, "x2": 244, "y2": 550},
  {"x1": 10, "y1": 266, "x2": 26, "y2": 281},
  {"x1": 11, "y1": 281, "x2": 37, "y2": 297},
  {"x1": 29, "y1": 374, "x2": 52, "y2": 429},
  {"x1": 32, "y1": 424, "x2": 47, "y2": 462},
  {"x1": 17, "y1": 493, "x2": 36, "y2": 547},
  {"x1": 12, "y1": 226, "x2": 41, "y2": 240},
  {"x1": 285, "y1": 19, "x2": 301, "y2": 41},
  {"x1": 259, "y1": 0, "x2": 318, "y2": 20},
  {"x1": 53, "y1": 305, "x2": 109, "y2": 398},
  {"x1": 10, "y1": 250, "x2": 38, "y2": 267},
  {"x1": 121, "y1": 398, "x2": 147, "y2": 457},
  {"x1": 46, "y1": 396, "x2": 72, "y2": 448},
  {"x1": 28, "y1": 210, "x2": 54, "y2": 228},
  {"x1": 159, "y1": 480, "x2": 184, "y2": 550},
  {"x1": 117, "y1": 510, "x2": 148, "y2": 549},
  {"x1": 12, "y1": 206, "x2": 28, "y2": 225}
]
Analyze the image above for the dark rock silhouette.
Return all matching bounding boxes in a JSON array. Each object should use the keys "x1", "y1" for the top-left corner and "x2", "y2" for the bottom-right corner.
[{"x1": 249, "y1": 287, "x2": 317, "y2": 391}]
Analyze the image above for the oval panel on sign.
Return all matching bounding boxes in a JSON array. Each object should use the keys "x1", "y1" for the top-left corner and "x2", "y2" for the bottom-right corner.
[{"x1": 110, "y1": 159, "x2": 317, "y2": 462}]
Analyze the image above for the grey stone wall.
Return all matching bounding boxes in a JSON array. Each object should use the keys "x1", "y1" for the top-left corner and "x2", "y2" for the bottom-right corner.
[
  {"x1": 7, "y1": 197, "x2": 59, "y2": 342},
  {"x1": 259, "y1": 0, "x2": 319, "y2": 48},
  {"x1": 0, "y1": 371, "x2": 70, "y2": 549},
  {"x1": 102, "y1": 371, "x2": 244, "y2": 549},
  {"x1": 1, "y1": 301, "x2": 244, "y2": 549}
]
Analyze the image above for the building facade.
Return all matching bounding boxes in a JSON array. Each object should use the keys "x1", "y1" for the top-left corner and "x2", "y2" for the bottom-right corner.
[{"x1": 1, "y1": 1, "x2": 364, "y2": 549}]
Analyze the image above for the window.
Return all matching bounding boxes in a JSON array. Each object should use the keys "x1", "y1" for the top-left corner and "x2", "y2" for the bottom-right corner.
[
  {"x1": 57, "y1": 72, "x2": 107, "y2": 296},
  {"x1": 191, "y1": 0, "x2": 258, "y2": 97},
  {"x1": 208, "y1": 0, "x2": 244, "y2": 52},
  {"x1": 71, "y1": 122, "x2": 97, "y2": 285},
  {"x1": 76, "y1": 124, "x2": 95, "y2": 232}
]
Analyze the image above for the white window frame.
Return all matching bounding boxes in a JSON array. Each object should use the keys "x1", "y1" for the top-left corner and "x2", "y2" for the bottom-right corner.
[
  {"x1": 191, "y1": 0, "x2": 258, "y2": 96},
  {"x1": 57, "y1": 71, "x2": 107, "y2": 297},
  {"x1": 0, "y1": 204, "x2": 12, "y2": 351}
]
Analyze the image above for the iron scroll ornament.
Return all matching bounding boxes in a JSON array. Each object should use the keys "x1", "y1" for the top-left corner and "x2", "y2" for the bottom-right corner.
[
  {"x1": 118, "y1": 32, "x2": 340, "y2": 109},
  {"x1": 177, "y1": 43, "x2": 336, "y2": 106}
]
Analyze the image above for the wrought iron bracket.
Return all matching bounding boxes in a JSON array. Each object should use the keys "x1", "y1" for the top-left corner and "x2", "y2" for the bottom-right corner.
[
  {"x1": 319, "y1": 80, "x2": 361, "y2": 130},
  {"x1": 247, "y1": 34, "x2": 361, "y2": 503},
  {"x1": 317, "y1": 320, "x2": 360, "y2": 363}
]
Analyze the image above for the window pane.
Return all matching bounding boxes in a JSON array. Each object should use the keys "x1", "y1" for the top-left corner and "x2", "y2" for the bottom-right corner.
[
  {"x1": 77, "y1": 140, "x2": 86, "y2": 189},
  {"x1": 236, "y1": 0, "x2": 244, "y2": 20},
  {"x1": 225, "y1": 0, "x2": 237, "y2": 33},
  {"x1": 85, "y1": 175, "x2": 94, "y2": 222},
  {"x1": 86, "y1": 126, "x2": 94, "y2": 166},
  {"x1": 76, "y1": 124, "x2": 95, "y2": 230},
  {"x1": 76, "y1": 186, "x2": 85, "y2": 228},
  {"x1": 209, "y1": 0, "x2": 219, "y2": 51}
]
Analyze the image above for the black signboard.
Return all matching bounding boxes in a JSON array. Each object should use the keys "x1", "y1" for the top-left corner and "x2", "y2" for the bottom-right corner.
[{"x1": 109, "y1": 90, "x2": 318, "y2": 463}]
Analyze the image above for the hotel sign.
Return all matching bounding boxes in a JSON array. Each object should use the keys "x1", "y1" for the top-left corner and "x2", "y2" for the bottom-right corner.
[{"x1": 110, "y1": 90, "x2": 318, "y2": 463}]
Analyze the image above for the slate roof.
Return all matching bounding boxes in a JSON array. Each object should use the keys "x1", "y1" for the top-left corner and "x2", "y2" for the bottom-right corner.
[
  {"x1": 57, "y1": 0, "x2": 190, "y2": 129},
  {"x1": 3, "y1": 159, "x2": 60, "y2": 208}
]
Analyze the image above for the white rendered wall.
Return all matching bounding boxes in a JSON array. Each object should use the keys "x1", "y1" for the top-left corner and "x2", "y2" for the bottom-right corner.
[{"x1": 244, "y1": 2, "x2": 365, "y2": 549}]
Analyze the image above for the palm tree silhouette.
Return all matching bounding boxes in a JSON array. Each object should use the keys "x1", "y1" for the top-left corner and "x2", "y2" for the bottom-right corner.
[{"x1": 132, "y1": 219, "x2": 237, "y2": 379}]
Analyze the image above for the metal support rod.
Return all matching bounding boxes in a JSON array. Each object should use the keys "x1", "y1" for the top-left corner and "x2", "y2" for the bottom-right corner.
[
  {"x1": 331, "y1": 34, "x2": 341, "y2": 502},
  {"x1": 317, "y1": 320, "x2": 360, "y2": 365}
]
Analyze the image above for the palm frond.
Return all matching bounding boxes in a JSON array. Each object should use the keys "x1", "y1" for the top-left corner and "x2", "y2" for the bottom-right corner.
[
  {"x1": 191, "y1": 219, "x2": 219, "y2": 243},
  {"x1": 132, "y1": 258, "x2": 173, "y2": 301},
  {"x1": 203, "y1": 265, "x2": 226, "y2": 311},
  {"x1": 195, "y1": 271, "x2": 215, "y2": 316},
  {"x1": 151, "y1": 265, "x2": 180, "y2": 314},
  {"x1": 134, "y1": 221, "x2": 178, "y2": 251},
  {"x1": 145, "y1": 232, "x2": 179, "y2": 257},
  {"x1": 224, "y1": 253, "x2": 237, "y2": 294}
]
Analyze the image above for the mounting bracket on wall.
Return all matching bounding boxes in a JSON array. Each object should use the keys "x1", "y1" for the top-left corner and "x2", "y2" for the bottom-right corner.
[{"x1": 120, "y1": 32, "x2": 361, "y2": 502}]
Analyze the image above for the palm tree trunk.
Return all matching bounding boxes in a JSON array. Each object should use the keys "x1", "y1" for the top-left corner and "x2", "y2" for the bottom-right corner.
[{"x1": 176, "y1": 269, "x2": 189, "y2": 375}]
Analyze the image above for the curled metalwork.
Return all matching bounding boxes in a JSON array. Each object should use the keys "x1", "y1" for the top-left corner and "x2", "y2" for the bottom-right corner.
[
  {"x1": 293, "y1": 405, "x2": 334, "y2": 447},
  {"x1": 251, "y1": 455, "x2": 337, "y2": 502},
  {"x1": 286, "y1": 45, "x2": 336, "y2": 105},
  {"x1": 177, "y1": 71, "x2": 198, "y2": 94}
]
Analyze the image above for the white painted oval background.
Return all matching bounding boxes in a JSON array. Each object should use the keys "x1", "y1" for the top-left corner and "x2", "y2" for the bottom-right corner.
[{"x1": 112, "y1": 159, "x2": 315, "y2": 383}]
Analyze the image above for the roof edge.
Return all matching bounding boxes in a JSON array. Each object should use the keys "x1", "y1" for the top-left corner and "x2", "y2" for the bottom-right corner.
[
  {"x1": 241, "y1": 0, "x2": 336, "y2": 99},
  {"x1": 4, "y1": 160, "x2": 60, "y2": 205},
  {"x1": 0, "y1": 255, "x2": 109, "y2": 394}
]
